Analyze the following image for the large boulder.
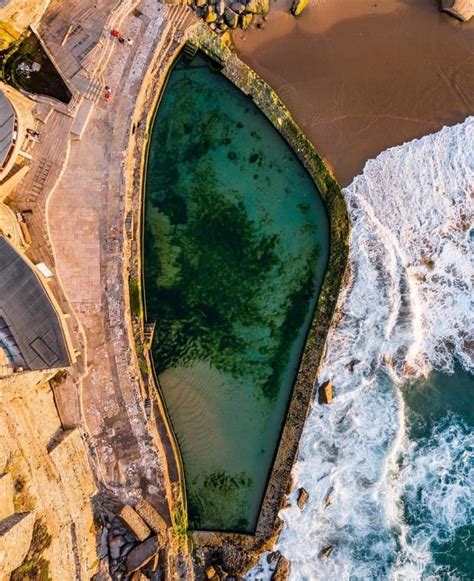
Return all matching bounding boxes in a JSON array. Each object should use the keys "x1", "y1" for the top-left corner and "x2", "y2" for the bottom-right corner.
[
  {"x1": 440, "y1": 0, "x2": 473, "y2": 22},
  {"x1": 134, "y1": 499, "x2": 167, "y2": 538},
  {"x1": 205, "y1": 6, "x2": 218, "y2": 22},
  {"x1": 117, "y1": 505, "x2": 150, "y2": 541},
  {"x1": 296, "y1": 487, "x2": 309, "y2": 510},
  {"x1": 125, "y1": 536, "x2": 159, "y2": 573},
  {"x1": 224, "y1": 7, "x2": 239, "y2": 28},
  {"x1": 271, "y1": 555, "x2": 291, "y2": 581},
  {"x1": 246, "y1": 0, "x2": 269, "y2": 14},
  {"x1": 240, "y1": 12, "x2": 253, "y2": 29},
  {"x1": 321, "y1": 545, "x2": 334, "y2": 558},
  {"x1": 230, "y1": 1, "x2": 246, "y2": 13},
  {"x1": 291, "y1": 0, "x2": 309, "y2": 17},
  {"x1": 318, "y1": 380, "x2": 333, "y2": 405}
]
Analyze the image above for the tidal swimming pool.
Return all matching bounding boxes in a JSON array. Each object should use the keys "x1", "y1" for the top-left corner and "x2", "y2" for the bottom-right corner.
[{"x1": 143, "y1": 52, "x2": 329, "y2": 532}]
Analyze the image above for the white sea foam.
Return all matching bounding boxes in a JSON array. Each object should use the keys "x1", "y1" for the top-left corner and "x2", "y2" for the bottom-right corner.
[{"x1": 247, "y1": 117, "x2": 473, "y2": 580}]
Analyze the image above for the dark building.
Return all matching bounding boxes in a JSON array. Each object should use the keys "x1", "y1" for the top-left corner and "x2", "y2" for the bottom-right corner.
[{"x1": 0, "y1": 236, "x2": 70, "y2": 372}]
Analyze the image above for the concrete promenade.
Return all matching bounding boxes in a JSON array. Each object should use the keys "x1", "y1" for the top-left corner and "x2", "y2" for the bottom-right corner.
[{"x1": 5, "y1": 0, "x2": 195, "y2": 531}]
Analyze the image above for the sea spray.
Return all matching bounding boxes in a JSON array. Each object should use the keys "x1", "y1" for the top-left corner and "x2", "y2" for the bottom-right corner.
[{"x1": 247, "y1": 117, "x2": 473, "y2": 580}]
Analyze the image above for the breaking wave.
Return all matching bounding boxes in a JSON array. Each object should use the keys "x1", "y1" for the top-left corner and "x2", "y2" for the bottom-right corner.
[{"x1": 247, "y1": 117, "x2": 473, "y2": 580}]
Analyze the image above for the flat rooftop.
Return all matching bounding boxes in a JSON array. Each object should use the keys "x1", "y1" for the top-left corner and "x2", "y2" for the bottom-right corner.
[
  {"x1": 0, "y1": 89, "x2": 15, "y2": 169},
  {"x1": 0, "y1": 236, "x2": 69, "y2": 371}
]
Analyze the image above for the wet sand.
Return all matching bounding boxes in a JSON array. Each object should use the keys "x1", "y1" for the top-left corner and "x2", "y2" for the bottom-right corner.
[{"x1": 233, "y1": 0, "x2": 474, "y2": 185}]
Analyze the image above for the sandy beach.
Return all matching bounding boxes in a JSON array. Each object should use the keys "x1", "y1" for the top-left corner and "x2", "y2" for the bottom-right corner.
[{"x1": 233, "y1": 0, "x2": 474, "y2": 185}]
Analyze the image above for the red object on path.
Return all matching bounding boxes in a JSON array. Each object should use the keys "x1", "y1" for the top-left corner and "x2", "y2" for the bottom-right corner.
[
  {"x1": 104, "y1": 90, "x2": 112, "y2": 101},
  {"x1": 111, "y1": 29, "x2": 120, "y2": 38}
]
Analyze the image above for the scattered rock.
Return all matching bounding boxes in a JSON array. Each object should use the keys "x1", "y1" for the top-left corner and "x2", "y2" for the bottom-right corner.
[
  {"x1": 196, "y1": 0, "x2": 207, "y2": 6},
  {"x1": 98, "y1": 527, "x2": 109, "y2": 559},
  {"x1": 216, "y1": 0, "x2": 226, "y2": 15},
  {"x1": 231, "y1": 1, "x2": 246, "y2": 12},
  {"x1": 323, "y1": 488, "x2": 334, "y2": 508},
  {"x1": 109, "y1": 533, "x2": 126, "y2": 560},
  {"x1": 240, "y1": 12, "x2": 253, "y2": 29},
  {"x1": 134, "y1": 499, "x2": 167, "y2": 538},
  {"x1": 120, "y1": 541, "x2": 135, "y2": 558},
  {"x1": 125, "y1": 535, "x2": 159, "y2": 573},
  {"x1": 267, "y1": 550, "x2": 280, "y2": 564},
  {"x1": 422, "y1": 255, "x2": 435, "y2": 270},
  {"x1": 271, "y1": 555, "x2": 291, "y2": 581},
  {"x1": 321, "y1": 545, "x2": 334, "y2": 558},
  {"x1": 221, "y1": 31, "x2": 233, "y2": 46},
  {"x1": 296, "y1": 487, "x2": 309, "y2": 510},
  {"x1": 206, "y1": 565, "x2": 217, "y2": 579},
  {"x1": 205, "y1": 7, "x2": 218, "y2": 22},
  {"x1": 346, "y1": 359, "x2": 360, "y2": 372},
  {"x1": 291, "y1": 0, "x2": 309, "y2": 16},
  {"x1": 318, "y1": 380, "x2": 333, "y2": 405},
  {"x1": 117, "y1": 505, "x2": 151, "y2": 542},
  {"x1": 224, "y1": 7, "x2": 239, "y2": 27},
  {"x1": 440, "y1": 0, "x2": 473, "y2": 22},
  {"x1": 246, "y1": 0, "x2": 269, "y2": 14}
]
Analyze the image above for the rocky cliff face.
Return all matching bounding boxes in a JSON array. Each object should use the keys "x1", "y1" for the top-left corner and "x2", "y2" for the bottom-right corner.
[
  {"x1": 0, "y1": 0, "x2": 50, "y2": 49},
  {"x1": 0, "y1": 373, "x2": 98, "y2": 579}
]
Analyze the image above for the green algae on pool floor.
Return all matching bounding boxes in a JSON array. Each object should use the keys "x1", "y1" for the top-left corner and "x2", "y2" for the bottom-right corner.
[{"x1": 143, "y1": 53, "x2": 329, "y2": 532}]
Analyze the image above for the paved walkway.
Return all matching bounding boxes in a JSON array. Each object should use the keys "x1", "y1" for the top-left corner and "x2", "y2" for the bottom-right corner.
[
  {"x1": 46, "y1": 0, "x2": 194, "y2": 513},
  {"x1": 5, "y1": 0, "x2": 195, "y2": 514}
]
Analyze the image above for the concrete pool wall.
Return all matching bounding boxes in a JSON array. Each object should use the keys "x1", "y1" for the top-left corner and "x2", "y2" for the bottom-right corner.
[{"x1": 128, "y1": 19, "x2": 349, "y2": 569}]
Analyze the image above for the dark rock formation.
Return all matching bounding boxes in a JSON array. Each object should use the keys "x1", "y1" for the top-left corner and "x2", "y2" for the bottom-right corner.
[
  {"x1": 321, "y1": 545, "x2": 334, "y2": 559},
  {"x1": 117, "y1": 505, "x2": 151, "y2": 541},
  {"x1": 318, "y1": 380, "x2": 333, "y2": 405},
  {"x1": 125, "y1": 536, "x2": 159, "y2": 573},
  {"x1": 440, "y1": 0, "x2": 473, "y2": 22},
  {"x1": 134, "y1": 499, "x2": 167, "y2": 539},
  {"x1": 296, "y1": 487, "x2": 309, "y2": 510},
  {"x1": 224, "y1": 7, "x2": 239, "y2": 28},
  {"x1": 267, "y1": 550, "x2": 280, "y2": 564},
  {"x1": 271, "y1": 555, "x2": 291, "y2": 580},
  {"x1": 291, "y1": 0, "x2": 309, "y2": 16}
]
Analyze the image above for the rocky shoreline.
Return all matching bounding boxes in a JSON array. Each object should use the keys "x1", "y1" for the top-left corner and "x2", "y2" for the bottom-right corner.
[{"x1": 186, "y1": 0, "x2": 308, "y2": 34}]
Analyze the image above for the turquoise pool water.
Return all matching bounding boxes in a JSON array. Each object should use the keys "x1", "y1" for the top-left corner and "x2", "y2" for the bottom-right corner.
[{"x1": 143, "y1": 53, "x2": 329, "y2": 532}]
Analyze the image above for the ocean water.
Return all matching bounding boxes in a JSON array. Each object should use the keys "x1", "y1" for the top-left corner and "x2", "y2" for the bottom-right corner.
[
  {"x1": 247, "y1": 117, "x2": 473, "y2": 579},
  {"x1": 143, "y1": 53, "x2": 329, "y2": 531}
]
